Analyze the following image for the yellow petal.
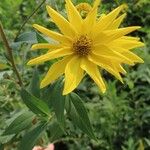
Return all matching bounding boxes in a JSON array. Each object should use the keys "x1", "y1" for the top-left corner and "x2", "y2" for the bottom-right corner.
[
  {"x1": 46, "y1": 5, "x2": 76, "y2": 37},
  {"x1": 33, "y1": 24, "x2": 71, "y2": 45},
  {"x1": 27, "y1": 47, "x2": 73, "y2": 65},
  {"x1": 93, "y1": 45, "x2": 134, "y2": 65},
  {"x1": 93, "y1": 0, "x2": 101, "y2": 8},
  {"x1": 119, "y1": 65, "x2": 127, "y2": 74},
  {"x1": 92, "y1": 5, "x2": 124, "y2": 36},
  {"x1": 108, "y1": 13, "x2": 126, "y2": 29},
  {"x1": 83, "y1": 3, "x2": 99, "y2": 35},
  {"x1": 31, "y1": 43, "x2": 61, "y2": 50},
  {"x1": 88, "y1": 54, "x2": 123, "y2": 83},
  {"x1": 106, "y1": 26, "x2": 140, "y2": 41},
  {"x1": 122, "y1": 51, "x2": 144, "y2": 63},
  {"x1": 108, "y1": 39, "x2": 144, "y2": 50},
  {"x1": 89, "y1": 53, "x2": 117, "y2": 66},
  {"x1": 110, "y1": 62, "x2": 127, "y2": 74},
  {"x1": 65, "y1": 0, "x2": 83, "y2": 33},
  {"x1": 121, "y1": 36, "x2": 140, "y2": 41},
  {"x1": 94, "y1": 26, "x2": 140, "y2": 44},
  {"x1": 114, "y1": 64, "x2": 127, "y2": 74},
  {"x1": 80, "y1": 58, "x2": 106, "y2": 93},
  {"x1": 63, "y1": 56, "x2": 84, "y2": 95},
  {"x1": 83, "y1": 0, "x2": 101, "y2": 34},
  {"x1": 105, "y1": 46, "x2": 144, "y2": 63},
  {"x1": 89, "y1": 53, "x2": 127, "y2": 75},
  {"x1": 40, "y1": 56, "x2": 72, "y2": 88}
]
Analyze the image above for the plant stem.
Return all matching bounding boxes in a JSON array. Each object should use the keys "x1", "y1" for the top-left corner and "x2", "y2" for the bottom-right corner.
[
  {"x1": 0, "y1": 22, "x2": 23, "y2": 87},
  {"x1": 14, "y1": 0, "x2": 46, "y2": 41}
]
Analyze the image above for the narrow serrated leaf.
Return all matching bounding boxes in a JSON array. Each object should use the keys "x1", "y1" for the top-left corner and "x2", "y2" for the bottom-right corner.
[
  {"x1": 21, "y1": 89, "x2": 50, "y2": 117},
  {"x1": 36, "y1": 32, "x2": 48, "y2": 43},
  {"x1": 48, "y1": 121, "x2": 64, "y2": 142},
  {"x1": 0, "y1": 134, "x2": 15, "y2": 144},
  {"x1": 66, "y1": 93, "x2": 96, "y2": 140},
  {"x1": 28, "y1": 68, "x2": 40, "y2": 98},
  {"x1": 48, "y1": 80, "x2": 65, "y2": 128},
  {"x1": 15, "y1": 32, "x2": 37, "y2": 43},
  {"x1": 19, "y1": 122, "x2": 47, "y2": 150},
  {"x1": 3, "y1": 111, "x2": 34, "y2": 135}
]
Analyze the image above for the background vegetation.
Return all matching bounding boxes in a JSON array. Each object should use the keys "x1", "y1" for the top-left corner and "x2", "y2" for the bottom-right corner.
[{"x1": 0, "y1": 0, "x2": 150, "y2": 150}]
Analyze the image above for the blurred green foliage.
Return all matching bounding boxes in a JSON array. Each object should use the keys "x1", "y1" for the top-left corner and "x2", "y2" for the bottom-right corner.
[{"x1": 0, "y1": 0, "x2": 150, "y2": 150}]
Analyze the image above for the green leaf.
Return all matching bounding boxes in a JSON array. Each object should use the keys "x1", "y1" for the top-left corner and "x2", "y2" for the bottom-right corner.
[
  {"x1": 36, "y1": 32, "x2": 48, "y2": 43},
  {"x1": 28, "y1": 68, "x2": 40, "y2": 98},
  {"x1": 48, "y1": 121, "x2": 64, "y2": 142},
  {"x1": 10, "y1": 42, "x2": 22, "y2": 50},
  {"x1": 19, "y1": 122, "x2": 47, "y2": 150},
  {"x1": 66, "y1": 93, "x2": 96, "y2": 140},
  {"x1": 3, "y1": 111, "x2": 34, "y2": 135},
  {"x1": 49, "y1": 80, "x2": 66, "y2": 128},
  {"x1": 21, "y1": 89, "x2": 50, "y2": 117},
  {"x1": 36, "y1": 31, "x2": 59, "y2": 44},
  {"x1": 15, "y1": 31, "x2": 37, "y2": 43},
  {"x1": 0, "y1": 134, "x2": 15, "y2": 144},
  {"x1": 11, "y1": 31, "x2": 37, "y2": 50}
]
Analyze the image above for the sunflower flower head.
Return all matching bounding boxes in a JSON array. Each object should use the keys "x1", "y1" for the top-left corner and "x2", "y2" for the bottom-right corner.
[
  {"x1": 28, "y1": 0, "x2": 144, "y2": 95},
  {"x1": 122, "y1": 3, "x2": 128, "y2": 10},
  {"x1": 76, "y1": 3, "x2": 92, "y2": 18}
]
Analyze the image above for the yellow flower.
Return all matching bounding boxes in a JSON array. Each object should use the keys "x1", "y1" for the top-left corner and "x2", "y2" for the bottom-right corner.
[
  {"x1": 76, "y1": 3, "x2": 92, "y2": 18},
  {"x1": 28, "y1": 0, "x2": 144, "y2": 95}
]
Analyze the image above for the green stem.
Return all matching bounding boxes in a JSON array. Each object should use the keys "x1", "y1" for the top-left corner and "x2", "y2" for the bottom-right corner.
[
  {"x1": 14, "y1": 0, "x2": 46, "y2": 41},
  {"x1": 0, "y1": 22, "x2": 23, "y2": 87}
]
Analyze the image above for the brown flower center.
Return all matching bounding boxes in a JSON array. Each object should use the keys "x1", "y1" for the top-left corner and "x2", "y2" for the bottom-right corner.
[{"x1": 73, "y1": 35, "x2": 92, "y2": 56}]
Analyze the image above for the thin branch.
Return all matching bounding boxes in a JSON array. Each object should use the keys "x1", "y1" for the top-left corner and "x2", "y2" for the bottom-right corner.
[
  {"x1": 0, "y1": 22, "x2": 23, "y2": 87},
  {"x1": 14, "y1": 0, "x2": 46, "y2": 41}
]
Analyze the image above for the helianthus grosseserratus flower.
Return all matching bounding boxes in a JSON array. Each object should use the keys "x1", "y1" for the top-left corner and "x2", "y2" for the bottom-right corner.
[
  {"x1": 27, "y1": 0, "x2": 144, "y2": 95},
  {"x1": 76, "y1": 2, "x2": 92, "y2": 18}
]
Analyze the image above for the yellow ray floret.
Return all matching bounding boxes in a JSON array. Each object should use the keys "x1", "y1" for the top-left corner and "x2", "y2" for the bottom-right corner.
[
  {"x1": 81, "y1": 58, "x2": 106, "y2": 93},
  {"x1": 46, "y1": 5, "x2": 76, "y2": 37},
  {"x1": 28, "y1": 0, "x2": 144, "y2": 95},
  {"x1": 94, "y1": 26, "x2": 141, "y2": 44},
  {"x1": 108, "y1": 39, "x2": 144, "y2": 50},
  {"x1": 40, "y1": 56, "x2": 72, "y2": 88},
  {"x1": 108, "y1": 13, "x2": 126, "y2": 30},
  {"x1": 33, "y1": 24, "x2": 72, "y2": 45},
  {"x1": 65, "y1": 0, "x2": 83, "y2": 33},
  {"x1": 31, "y1": 43, "x2": 61, "y2": 50},
  {"x1": 27, "y1": 47, "x2": 73, "y2": 65},
  {"x1": 88, "y1": 54, "x2": 123, "y2": 83},
  {"x1": 63, "y1": 56, "x2": 84, "y2": 95},
  {"x1": 92, "y1": 4, "x2": 125, "y2": 35}
]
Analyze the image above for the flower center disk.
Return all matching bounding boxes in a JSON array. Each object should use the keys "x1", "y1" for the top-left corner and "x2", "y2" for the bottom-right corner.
[{"x1": 73, "y1": 35, "x2": 92, "y2": 56}]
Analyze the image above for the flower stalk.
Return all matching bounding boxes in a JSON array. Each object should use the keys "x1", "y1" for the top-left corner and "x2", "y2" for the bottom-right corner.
[{"x1": 0, "y1": 22, "x2": 23, "y2": 87}]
